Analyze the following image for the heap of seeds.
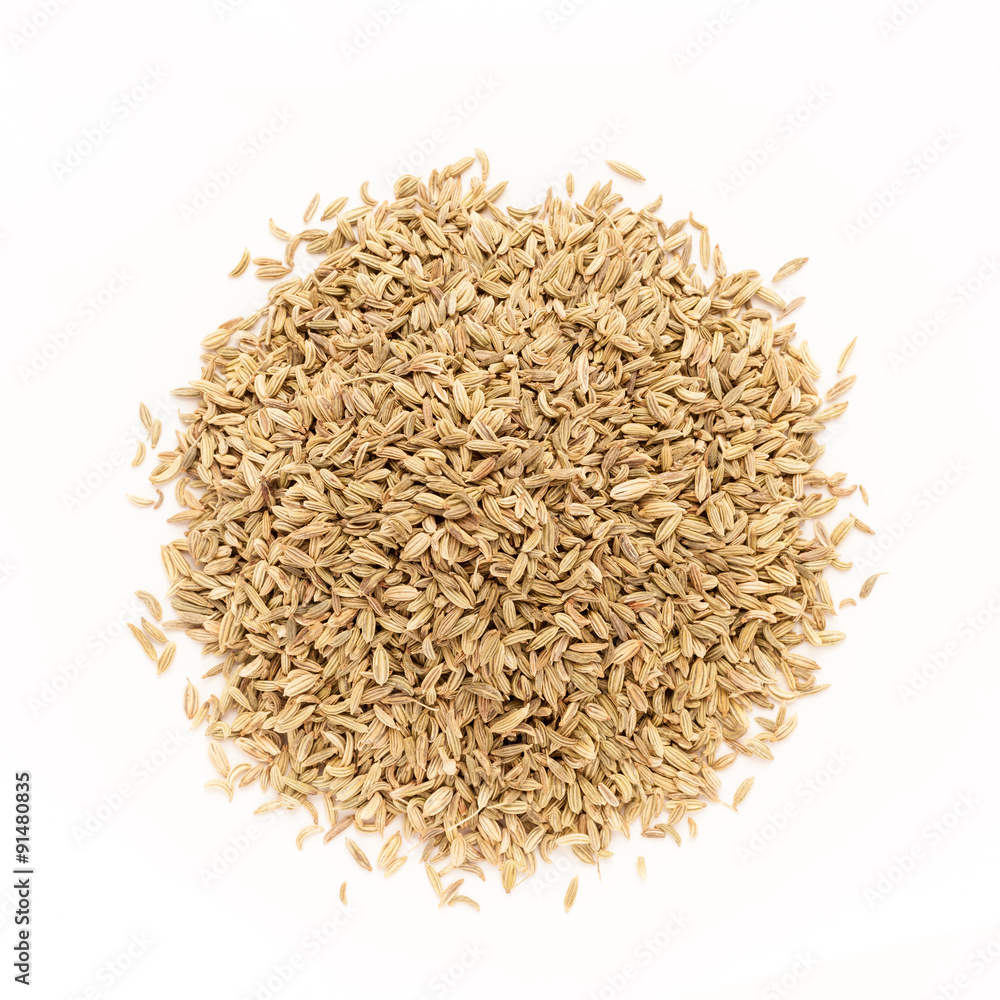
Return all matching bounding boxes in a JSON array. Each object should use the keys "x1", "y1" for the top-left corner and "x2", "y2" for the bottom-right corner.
[{"x1": 149, "y1": 154, "x2": 854, "y2": 887}]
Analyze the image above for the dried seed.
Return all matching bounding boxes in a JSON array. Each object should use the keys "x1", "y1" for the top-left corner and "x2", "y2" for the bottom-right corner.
[
  {"x1": 156, "y1": 641, "x2": 176, "y2": 674},
  {"x1": 132, "y1": 441, "x2": 146, "y2": 466},
  {"x1": 606, "y1": 159, "x2": 646, "y2": 181},
  {"x1": 339, "y1": 881, "x2": 348, "y2": 905},
  {"x1": 141, "y1": 617, "x2": 166, "y2": 643},
  {"x1": 345, "y1": 838, "x2": 372, "y2": 872},
  {"x1": 135, "y1": 590, "x2": 162, "y2": 620},
  {"x1": 837, "y1": 337, "x2": 857, "y2": 374},
  {"x1": 229, "y1": 248, "x2": 251, "y2": 277},
  {"x1": 859, "y1": 573, "x2": 887, "y2": 599},
  {"x1": 564, "y1": 875, "x2": 579, "y2": 912},
  {"x1": 128, "y1": 623, "x2": 157, "y2": 660},
  {"x1": 303, "y1": 193, "x2": 320, "y2": 223},
  {"x1": 733, "y1": 777, "x2": 755, "y2": 810},
  {"x1": 636, "y1": 856, "x2": 646, "y2": 880},
  {"x1": 772, "y1": 257, "x2": 808, "y2": 282}
]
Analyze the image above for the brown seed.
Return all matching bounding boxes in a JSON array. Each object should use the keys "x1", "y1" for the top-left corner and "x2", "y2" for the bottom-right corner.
[
  {"x1": 860, "y1": 573, "x2": 887, "y2": 599},
  {"x1": 141, "y1": 617, "x2": 166, "y2": 643},
  {"x1": 132, "y1": 441, "x2": 146, "y2": 466},
  {"x1": 156, "y1": 641, "x2": 176, "y2": 674},
  {"x1": 564, "y1": 875, "x2": 579, "y2": 912},
  {"x1": 733, "y1": 777, "x2": 755, "y2": 810},
  {"x1": 605, "y1": 159, "x2": 645, "y2": 181},
  {"x1": 345, "y1": 839, "x2": 372, "y2": 872},
  {"x1": 303, "y1": 193, "x2": 320, "y2": 223},
  {"x1": 339, "y1": 881, "x2": 348, "y2": 905},
  {"x1": 135, "y1": 590, "x2": 162, "y2": 620},
  {"x1": 772, "y1": 257, "x2": 808, "y2": 282},
  {"x1": 229, "y1": 248, "x2": 251, "y2": 277},
  {"x1": 837, "y1": 337, "x2": 857, "y2": 374},
  {"x1": 128, "y1": 623, "x2": 157, "y2": 660}
]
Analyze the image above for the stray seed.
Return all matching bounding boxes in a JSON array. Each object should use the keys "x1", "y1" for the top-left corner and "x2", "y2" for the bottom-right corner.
[
  {"x1": 132, "y1": 441, "x2": 146, "y2": 466},
  {"x1": 636, "y1": 856, "x2": 646, "y2": 880},
  {"x1": 126, "y1": 494, "x2": 155, "y2": 507},
  {"x1": 303, "y1": 193, "x2": 320, "y2": 223},
  {"x1": 733, "y1": 777, "x2": 755, "y2": 809},
  {"x1": 128, "y1": 623, "x2": 157, "y2": 660},
  {"x1": 605, "y1": 159, "x2": 645, "y2": 181},
  {"x1": 141, "y1": 617, "x2": 167, "y2": 643},
  {"x1": 772, "y1": 257, "x2": 809, "y2": 282},
  {"x1": 296, "y1": 825, "x2": 322, "y2": 850},
  {"x1": 345, "y1": 838, "x2": 372, "y2": 872},
  {"x1": 564, "y1": 875, "x2": 579, "y2": 912},
  {"x1": 135, "y1": 590, "x2": 162, "y2": 620},
  {"x1": 860, "y1": 573, "x2": 887, "y2": 599},
  {"x1": 837, "y1": 337, "x2": 857, "y2": 374},
  {"x1": 449, "y1": 895, "x2": 480, "y2": 911},
  {"x1": 339, "y1": 881, "x2": 348, "y2": 905},
  {"x1": 229, "y1": 248, "x2": 251, "y2": 277},
  {"x1": 156, "y1": 641, "x2": 176, "y2": 674},
  {"x1": 139, "y1": 402, "x2": 152, "y2": 431}
]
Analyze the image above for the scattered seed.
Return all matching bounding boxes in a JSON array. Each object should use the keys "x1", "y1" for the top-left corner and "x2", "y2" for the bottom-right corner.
[
  {"x1": 345, "y1": 839, "x2": 372, "y2": 872},
  {"x1": 605, "y1": 159, "x2": 645, "y2": 181},
  {"x1": 837, "y1": 337, "x2": 857, "y2": 374},
  {"x1": 564, "y1": 875, "x2": 579, "y2": 912},
  {"x1": 132, "y1": 441, "x2": 146, "y2": 466},
  {"x1": 772, "y1": 257, "x2": 808, "y2": 282},
  {"x1": 229, "y1": 248, "x2": 251, "y2": 277},
  {"x1": 141, "y1": 617, "x2": 167, "y2": 643},
  {"x1": 636, "y1": 857, "x2": 646, "y2": 880},
  {"x1": 156, "y1": 641, "x2": 176, "y2": 674},
  {"x1": 128, "y1": 623, "x2": 157, "y2": 660},
  {"x1": 860, "y1": 573, "x2": 887, "y2": 599},
  {"x1": 733, "y1": 777, "x2": 755, "y2": 809},
  {"x1": 135, "y1": 590, "x2": 162, "y2": 620},
  {"x1": 303, "y1": 193, "x2": 320, "y2": 223},
  {"x1": 339, "y1": 881, "x2": 348, "y2": 905}
]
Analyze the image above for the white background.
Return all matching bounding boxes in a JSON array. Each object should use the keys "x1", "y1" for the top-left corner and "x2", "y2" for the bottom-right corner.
[{"x1": 4, "y1": 1, "x2": 1000, "y2": 998}]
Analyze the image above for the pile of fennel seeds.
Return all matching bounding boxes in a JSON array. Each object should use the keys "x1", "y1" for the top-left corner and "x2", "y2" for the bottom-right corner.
[{"x1": 143, "y1": 152, "x2": 857, "y2": 898}]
